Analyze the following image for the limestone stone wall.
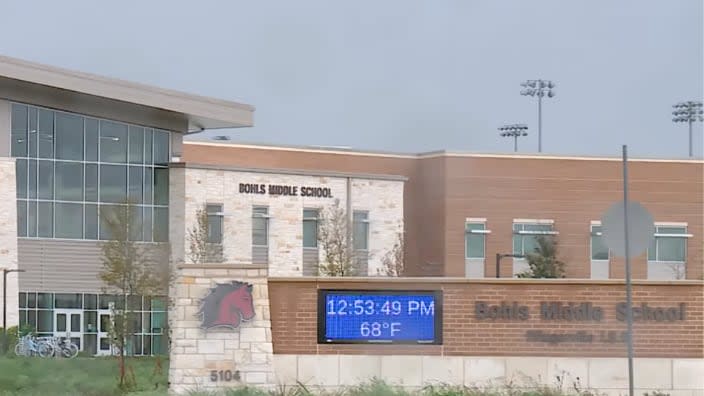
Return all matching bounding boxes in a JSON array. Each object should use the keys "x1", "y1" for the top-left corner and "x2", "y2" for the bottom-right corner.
[
  {"x1": 169, "y1": 264, "x2": 274, "y2": 394},
  {"x1": 273, "y1": 355, "x2": 704, "y2": 395},
  {"x1": 173, "y1": 166, "x2": 404, "y2": 276},
  {"x1": 0, "y1": 158, "x2": 18, "y2": 327},
  {"x1": 350, "y1": 178, "x2": 404, "y2": 275}
]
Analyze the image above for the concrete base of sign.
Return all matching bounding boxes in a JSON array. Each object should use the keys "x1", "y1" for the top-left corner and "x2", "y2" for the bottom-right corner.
[
  {"x1": 272, "y1": 355, "x2": 704, "y2": 395},
  {"x1": 168, "y1": 264, "x2": 275, "y2": 395}
]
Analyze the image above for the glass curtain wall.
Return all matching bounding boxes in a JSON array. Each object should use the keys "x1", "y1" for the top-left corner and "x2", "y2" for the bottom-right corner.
[{"x1": 11, "y1": 103, "x2": 170, "y2": 241}]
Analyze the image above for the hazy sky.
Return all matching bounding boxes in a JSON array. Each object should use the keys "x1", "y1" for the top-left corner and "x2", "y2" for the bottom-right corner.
[{"x1": 1, "y1": 1, "x2": 702, "y2": 157}]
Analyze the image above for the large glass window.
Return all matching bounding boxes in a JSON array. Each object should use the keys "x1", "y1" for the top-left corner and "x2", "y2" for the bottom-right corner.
[
  {"x1": 16, "y1": 159, "x2": 27, "y2": 199},
  {"x1": 37, "y1": 109, "x2": 53, "y2": 159},
  {"x1": 302, "y1": 209, "x2": 319, "y2": 248},
  {"x1": 55, "y1": 203, "x2": 83, "y2": 239},
  {"x1": 11, "y1": 104, "x2": 27, "y2": 157},
  {"x1": 55, "y1": 112, "x2": 83, "y2": 161},
  {"x1": 648, "y1": 226, "x2": 687, "y2": 263},
  {"x1": 465, "y1": 222, "x2": 486, "y2": 259},
  {"x1": 55, "y1": 162, "x2": 83, "y2": 201},
  {"x1": 100, "y1": 165, "x2": 127, "y2": 203},
  {"x1": 100, "y1": 121, "x2": 127, "y2": 163},
  {"x1": 353, "y1": 211, "x2": 369, "y2": 250},
  {"x1": 10, "y1": 103, "x2": 170, "y2": 242},
  {"x1": 252, "y1": 206, "x2": 269, "y2": 246},
  {"x1": 512, "y1": 222, "x2": 555, "y2": 256},
  {"x1": 591, "y1": 225, "x2": 609, "y2": 261}
]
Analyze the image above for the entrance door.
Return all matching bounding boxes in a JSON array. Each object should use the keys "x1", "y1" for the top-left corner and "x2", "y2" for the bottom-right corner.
[
  {"x1": 96, "y1": 309, "x2": 114, "y2": 356},
  {"x1": 54, "y1": 309, "x2": 83, "y2": 351}
]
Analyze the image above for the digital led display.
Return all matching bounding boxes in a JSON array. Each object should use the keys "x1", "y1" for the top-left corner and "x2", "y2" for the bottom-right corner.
[{"x1": 317, "y1": 290, "x2": 443, "y2": 344}]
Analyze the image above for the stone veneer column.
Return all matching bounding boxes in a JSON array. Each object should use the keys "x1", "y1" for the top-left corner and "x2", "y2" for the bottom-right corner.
[
  {"x1": 169, "y1": 264, "x2": 274, "y2": 395},
  {"x1": 0, "y1": 158, "x2": 18, "y2": 327}
]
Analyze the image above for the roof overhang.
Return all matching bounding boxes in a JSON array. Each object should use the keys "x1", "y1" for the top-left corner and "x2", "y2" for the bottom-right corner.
[{"x1": 0, "y1": 55, "x2": 254, "y2": 132}]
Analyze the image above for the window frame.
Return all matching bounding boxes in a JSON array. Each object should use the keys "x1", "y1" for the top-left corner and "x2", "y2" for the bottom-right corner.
[
  {"x1": 465, "y1": 219, "x2": 489, "y2": 259},
  {"x1": 647, "y1": 224, "x2": 690, "y2": 263},
  {"x1": 206, "y1": 203, "x2": 224, "y2": 244},
  {"x1": 10, "y1": 102, "x2": 171, "y2": 243},
  {"x1": 512, "y1": 219, "x2": 557, "y2": 256},
  {"x1": 302, "y1": 208, "x2": 319, "y2": 249},
  {"x1": 590, "y1": 222, "x2": 610, "y2": 261},
  {"x1": 352, "y1": 210, "x2": 370, "y2": 251},
  {"x1": 252, "y1": 206, "x2": 270, "y2": 247}
]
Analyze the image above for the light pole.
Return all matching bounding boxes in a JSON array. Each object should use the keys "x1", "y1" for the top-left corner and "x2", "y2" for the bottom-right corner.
[
  {"x1": 672, "y1": 101, "x2": 703, "y2": 157},
  {"x1": 2, "y1": 268, "x2": 25, "y2": 354},
  {"x1": 499, "y1": 124, "x2": 529, "y2": 152},
  {"x1": 520, "y1": 79, "x2": 556, "y2": 153}
]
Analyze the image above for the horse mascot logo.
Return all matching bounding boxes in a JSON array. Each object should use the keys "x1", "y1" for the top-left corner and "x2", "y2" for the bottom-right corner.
[{"x1": 198, "y1": 281, "x2": 255, "y2": 330}]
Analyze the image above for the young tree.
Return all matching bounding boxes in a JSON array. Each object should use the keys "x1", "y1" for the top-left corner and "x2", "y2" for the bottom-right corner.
[
  {"x1": 186, "y1": 205, "x2": 224, "y2": 264},
  {"x1": 379, "y1": 225, "x2": 405, "y2": 277},
  {"x1": 517, "y1": 235, "x2": 566, "y2": 278},
  {"x1": 99, "y1": 203, "x2": 170, "y2": 390},
  {"x1": 318, "y1": 199, "x2": 355, "y2": 276}
]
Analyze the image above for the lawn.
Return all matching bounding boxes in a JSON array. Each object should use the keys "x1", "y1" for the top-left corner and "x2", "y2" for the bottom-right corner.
[{"x1": 0, "y1": 356, "x2": 168, "y2": 396}]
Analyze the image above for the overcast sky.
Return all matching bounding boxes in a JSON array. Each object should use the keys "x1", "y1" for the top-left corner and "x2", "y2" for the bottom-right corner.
[{"x1": 1, "y1": 1, "x2": 702, "y2": 157}]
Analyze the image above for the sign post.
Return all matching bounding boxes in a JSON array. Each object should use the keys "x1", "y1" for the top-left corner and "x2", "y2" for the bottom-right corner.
[{"x1": 600, "y1": 145, "x2": 655, "y2": 396}]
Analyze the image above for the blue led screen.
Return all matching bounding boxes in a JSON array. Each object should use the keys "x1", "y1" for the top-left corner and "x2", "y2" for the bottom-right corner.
[{"x1": 317, "y1": 290, "x2": 443, "y2": 344}]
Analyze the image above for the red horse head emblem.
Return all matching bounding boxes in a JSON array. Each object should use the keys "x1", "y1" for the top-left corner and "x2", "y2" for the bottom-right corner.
[{"x1": 198, "y1": 281, "x2": 255, "y2": 330}]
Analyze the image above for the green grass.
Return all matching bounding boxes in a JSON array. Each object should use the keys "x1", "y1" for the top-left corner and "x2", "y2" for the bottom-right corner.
[{"x1": 0, "y1": 356, "x2": 168, "y2": 396}]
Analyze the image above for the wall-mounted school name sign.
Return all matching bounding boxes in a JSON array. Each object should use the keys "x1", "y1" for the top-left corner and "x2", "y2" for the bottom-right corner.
[
  {"x1": 475, "y1": 301, "x2": 687, "y2": 322},
  {"x1": 239, "y1": 183, "x2": 333, "y2": 198},
  {"x1": 475, "y1": 301, "x2": 688, "y2": 345}
]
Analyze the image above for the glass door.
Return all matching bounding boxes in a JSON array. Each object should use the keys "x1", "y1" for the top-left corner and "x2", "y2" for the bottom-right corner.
[
  {"x1": 54, "y1": 309, "x2": 83, "y2": 350},
  {"x1": 96, "y1": 309, "x2": 114, "y2": 356}
]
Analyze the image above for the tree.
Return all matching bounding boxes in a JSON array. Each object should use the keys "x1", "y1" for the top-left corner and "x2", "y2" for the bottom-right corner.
[
  {"x1": 516, "y1": 235, "x2": 566, "y2": 278},
  {"x1": 187, "y1": 205, "x2": 224, "y2": 264},
  {"x1": 379, "y1": 225, "x2": 405, "y2": 276},
  {"x1": 99, "y1": 203, "x2": 171, "y2": 390},
  {"x1": 318, "y1": 199, "x2": 355, "y2": 276}
]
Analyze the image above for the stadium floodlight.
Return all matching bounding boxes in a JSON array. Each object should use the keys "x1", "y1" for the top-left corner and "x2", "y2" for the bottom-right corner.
[
  {"x1": 671, "y1": 101, "x2": 703, "y2": 157},
  {"x1": 520, "y1": 79, "x2": 556, "y2": 152},
  {"x1": 498, "y1": 124, "x2": 529, "y2": 152}
]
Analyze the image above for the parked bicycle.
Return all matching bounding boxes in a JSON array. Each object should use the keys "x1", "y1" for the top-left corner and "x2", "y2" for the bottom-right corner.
[
  {"x1": 14, "y1": 335, "x2": 53, "y2": 358},
  {"x1": 45, "y1": 336, "x2": 79, "y2": 359}
]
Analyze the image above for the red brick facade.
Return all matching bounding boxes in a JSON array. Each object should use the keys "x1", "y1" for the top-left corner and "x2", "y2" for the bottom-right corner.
[
  {"x1": 184, "y1": 142, "x2": 704, "y2": 280},
  {"x1": 268, "y1": 278, "x2": 703, "y2": 358}
]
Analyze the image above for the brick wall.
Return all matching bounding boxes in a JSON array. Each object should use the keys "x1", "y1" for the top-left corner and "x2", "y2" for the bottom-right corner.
[{"x1": 268, "y1": 278, "x2": 703, "y2": 358}]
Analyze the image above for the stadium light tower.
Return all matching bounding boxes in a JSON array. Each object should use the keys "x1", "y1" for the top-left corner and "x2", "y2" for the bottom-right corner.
[
  {"x1": 498, "y1": 124, "x2": 529, "y2": 152},
  {"x1": 520, "y1": 79, "x2": 555, "y2": 153},
  {"x1": 672, "y1": 101, "x2": 703, "y2": 157}
]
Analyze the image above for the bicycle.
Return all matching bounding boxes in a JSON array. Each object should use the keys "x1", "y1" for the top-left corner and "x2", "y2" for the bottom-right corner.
[
  {"x1": 45, "y1": 336, "x2": 79, "y2": 358},
  {"x1": 14, "y1": 335, "x2": 53, "y2": 357}
]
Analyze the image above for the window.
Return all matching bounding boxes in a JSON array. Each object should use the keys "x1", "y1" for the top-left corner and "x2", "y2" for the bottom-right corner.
[
  {"x1": 303, "y1": 209, "x2": 319, "y2": 248},
  {"x1": 591, "y1": 225, "x2": 609, "y2": 260},
  {"x1": 206, "y1": 204, "x2": 224, "y2": 244},
  {"x1": 512, "y1": 221, "x2": 556, "y2": 256},
  {"x1": 465, "y1": 222, "x2": 487, "y2": 259},
  {"x1": 252, "y1": 206, "x2": 269, "y2": 246},
  {"x1": 55, "y1": 112, "x2": 83, "y2": 161},
  {"x1": 648, "y1": 225, "x2": 689, "y2": 263},
  {"x1": 353, "y1": 211, "x2": 369, "y2": 250},
  {"x1": 10, "y1": 103, "x2": 170, "y2": 242}
]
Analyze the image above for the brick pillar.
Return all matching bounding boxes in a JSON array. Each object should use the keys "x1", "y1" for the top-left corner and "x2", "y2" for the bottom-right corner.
[{"x1": 169, "y1": 264, "x2": 274, "y2": 394}]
